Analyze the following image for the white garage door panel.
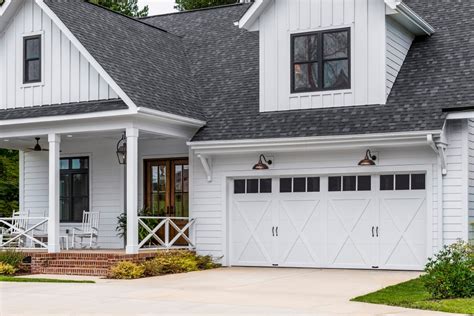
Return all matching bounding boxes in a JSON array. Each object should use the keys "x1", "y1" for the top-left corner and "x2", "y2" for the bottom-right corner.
[
  {"x1": 229, "y1": 175, "x2": 428, "y2": 270},
  {"x1": 379, "y1": 192, "x2": 427, "y2": 270},
  {"x1": 231, "y1": 198, "x2": 274, "y2": 266},
  {"x1": 277, "y1": 194, "x2": 325, "y2": 267},
  {"x1": 327, "y1": 195, "x2": 378, "y2": 269}
]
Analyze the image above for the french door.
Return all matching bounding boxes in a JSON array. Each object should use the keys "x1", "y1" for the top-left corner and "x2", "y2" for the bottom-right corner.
[{"x1": 144, "y1": 158, "x2": 189, "y2": 218}]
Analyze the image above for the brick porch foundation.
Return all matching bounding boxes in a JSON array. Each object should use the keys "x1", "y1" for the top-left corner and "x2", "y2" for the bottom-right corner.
[{"x1": 22, "y1": 251, "x2": 159, "y2": 277}]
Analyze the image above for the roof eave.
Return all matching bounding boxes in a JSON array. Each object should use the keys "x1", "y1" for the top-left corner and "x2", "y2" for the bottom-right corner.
[
  {"x1": 238, "y1": 0, "x2": 270, "y2": 30},
  {"x1": 386, "y1": 0, "x2": 435, "y2": 36}
]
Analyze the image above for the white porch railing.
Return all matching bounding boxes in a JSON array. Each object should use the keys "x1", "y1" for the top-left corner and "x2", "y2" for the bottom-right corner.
[
  {"x1": 0, "y1": 216, "x2": 49, "y2": 250},
  {"x1": 138, "y1": 217, "x2": 196, "y2": 250}
]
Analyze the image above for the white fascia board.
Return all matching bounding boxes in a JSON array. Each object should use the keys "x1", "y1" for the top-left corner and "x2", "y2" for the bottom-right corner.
[
  {"x1": 238, "y1": 0, "x2": 270, "y2": 30},
  {"x1": 385, "y1": 0, "x2": 435, "y2": 36},
  {"x1": 136, "y1": 107, "x2": 206, "y2": 128},
  {"x1": 35, "y1": 0, "x2": 138, "y2": 111},
  {"x1": 188, "y1": 130, "x2": 442, "y2": 154},
  {"x1": 446, "y1": 111, "x2": 474, "y2": 120},
  {"x1": 0, "y1": 0, "x2": 12, "y2": 17}
]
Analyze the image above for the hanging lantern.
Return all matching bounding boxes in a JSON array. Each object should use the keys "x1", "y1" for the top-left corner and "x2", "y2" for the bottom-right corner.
[{"x1": 116, "y1": 132, "x2": 127, "y2": 165}]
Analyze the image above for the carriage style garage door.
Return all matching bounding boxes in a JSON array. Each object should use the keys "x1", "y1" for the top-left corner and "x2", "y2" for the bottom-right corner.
[{"x1": 230, "y1": 174, "x2": 427, "y2": 270}]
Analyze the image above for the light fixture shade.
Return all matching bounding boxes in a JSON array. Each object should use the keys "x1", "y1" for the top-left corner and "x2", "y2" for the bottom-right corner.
[
  {"x1": 358, "y1": 149, "x2": 376, "y2": 166},
  {"x1": 253, "y1": 154, "x2": 272, "y2": 170},
  {"x1": 34, "y1": 138, "x2": 42, "y2": 151},
  {"x1": 116, "y1": 133, "x2": 127, "y2": 165}
]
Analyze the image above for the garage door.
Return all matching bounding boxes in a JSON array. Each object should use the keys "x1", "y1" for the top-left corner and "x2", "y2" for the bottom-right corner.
[{"x1": 230, "y1": 174, "x2": 427, "y2": 270}]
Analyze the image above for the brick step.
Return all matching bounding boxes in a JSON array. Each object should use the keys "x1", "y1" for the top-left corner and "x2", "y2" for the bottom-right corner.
[{"x1": 36, "y1": 267, "x2": 109, "y2": 277}]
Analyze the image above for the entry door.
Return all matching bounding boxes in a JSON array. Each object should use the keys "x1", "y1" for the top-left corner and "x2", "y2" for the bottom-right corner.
[{"x1": 144, "y1": 158, "x2": 189, "y2": 245}]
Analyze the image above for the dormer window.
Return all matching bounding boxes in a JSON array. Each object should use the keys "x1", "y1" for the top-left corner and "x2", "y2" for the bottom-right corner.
[
  {"x1": 291, "y1": 29, "x2": 350, "y2": 93},
  {"x1": 23, "y1": 35, "x2": 42, "y2": 84}
]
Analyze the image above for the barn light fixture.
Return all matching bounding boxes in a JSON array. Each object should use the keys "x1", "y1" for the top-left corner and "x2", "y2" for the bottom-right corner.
[
  {"x1": 358, "y1": 149, "x2": 377, "y2": 166},
  {"x1": 253, "y1": 154, "x2": 273, "y2": 170},
  {"x1": 116, "y1": 132, "x2": 127, "y2": 165}
]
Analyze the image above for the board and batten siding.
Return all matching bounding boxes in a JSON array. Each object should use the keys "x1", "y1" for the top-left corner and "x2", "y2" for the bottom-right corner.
[
  {"x1": 255, "y1": 0, "x2": 386, "y2": 112},
  {"x1": 0, "y1": 0, "x2": 118, "y2": 110},
  {"x1": 443, "y1": 120, "x2": 470, "y2": 244},
  {"x1": 386, "y1": 16, "x2": 415, "y2": 97},
  {"x1": 468, "y1": 119, "x2": 474, "y2": 242},
  {"x1": 191, "y1": 147, "x2": 439, "y2": 262}
]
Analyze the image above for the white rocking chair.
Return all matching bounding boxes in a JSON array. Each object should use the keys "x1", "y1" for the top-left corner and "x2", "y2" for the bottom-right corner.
[{"x1": 72, "y1": 211, "x2": 100, "y2": 249}]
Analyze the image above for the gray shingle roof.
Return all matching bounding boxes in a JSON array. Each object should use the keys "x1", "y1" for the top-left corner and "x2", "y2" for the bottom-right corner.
[
  {"x1": 143, "y1": 1, "x2": 473, "y2": 142},
  {"x1": 0, "y1": 99, "x2": 127, "y2": 121},
  {"x1": 44, "y1": 0, "x2": 205, "y2": 121}
]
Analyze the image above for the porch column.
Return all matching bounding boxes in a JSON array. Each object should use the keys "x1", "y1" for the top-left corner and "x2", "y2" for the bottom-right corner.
[
  {"x1": 48, "y1": 134, "x2": 61, "y2": 253},
  {"x1": 126, "y1": 128, "x2": 139, "y2": 254}
]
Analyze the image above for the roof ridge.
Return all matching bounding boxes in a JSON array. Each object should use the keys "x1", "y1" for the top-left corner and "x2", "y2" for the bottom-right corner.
[
  {"x1": 84, "y1": 0, "x2": 176, "y2": 36},
  {"x1": 140, "y1": 3, "x2": 246, "y2": 19}
]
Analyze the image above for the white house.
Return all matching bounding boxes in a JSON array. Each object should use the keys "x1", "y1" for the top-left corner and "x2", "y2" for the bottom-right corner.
[{"x1": 0, "y1": 0, "x2": 473, "y2": 271}]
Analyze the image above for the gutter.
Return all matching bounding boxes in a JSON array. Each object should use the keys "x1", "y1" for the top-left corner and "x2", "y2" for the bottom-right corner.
[{"x1": 385, "y1": 0, "x2": 435, "y2": 36}]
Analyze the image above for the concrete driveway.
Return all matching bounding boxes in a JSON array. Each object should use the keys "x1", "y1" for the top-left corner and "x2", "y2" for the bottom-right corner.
[{"x1": 0, "y1": 268, "x2": 455, "y2": 315}]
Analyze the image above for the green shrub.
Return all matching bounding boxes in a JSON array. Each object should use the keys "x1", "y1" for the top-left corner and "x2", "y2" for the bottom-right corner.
[
  {"x1": 0, "y1": 250, "x2": 25, "y2": 269},
  {"x1": 421, "y1": 241, "x2": 474, "y2": 299},
  {"x1": 0, "y1": 262, "x2": 17, "y2": 275},
  {"x1": 108, "y1": 261, "x2": 145, "y2": 279},
  {"x1": 143, "y1": 251, "x2": 220, "y2": 277}
]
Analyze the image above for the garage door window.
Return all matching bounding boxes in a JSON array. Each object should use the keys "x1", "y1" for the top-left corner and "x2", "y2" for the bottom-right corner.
[
  {"x1": 234, "y1": 179, "x2": 272, "y2": 194},
  {"x1": 380, "y1": 174, "x2": 425, "y2": 191},
  {"x1": 329, "y1": 175, "x2": 371, "y2": 192},
  {"x1": 280, "y1": 177, "x2": 320, "y2": 193}
]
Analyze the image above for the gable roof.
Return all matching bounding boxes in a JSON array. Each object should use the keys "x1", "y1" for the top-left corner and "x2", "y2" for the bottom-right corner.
[
  {"x1": 43, "y1": 0, "x2": 205, "y2": 122},
  {"x1": 142, "y1": 0, "x2": 473, "y2": 142}
]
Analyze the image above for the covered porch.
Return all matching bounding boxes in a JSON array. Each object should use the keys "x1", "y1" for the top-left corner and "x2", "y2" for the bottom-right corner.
[{"x1": 0, "y1": 107, "x2": 203, "y2": 255}]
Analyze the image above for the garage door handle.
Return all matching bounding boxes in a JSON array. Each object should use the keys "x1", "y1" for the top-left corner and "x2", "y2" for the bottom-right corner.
[
  {"x1": 276, "y1": 227, "x2": 279, "y2": 237},
  {"x1": 372, "y1": 226, "x2": 375, "y2": 237},
  {"x1": 272, "y1": 227, "x2": 275, "y2": 237},
  {"x1": 376, "y1": 226, "x2": 379, "y2": 237}
]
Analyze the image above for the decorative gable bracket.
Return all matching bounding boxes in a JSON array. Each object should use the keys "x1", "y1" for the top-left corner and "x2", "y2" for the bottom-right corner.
[
  {"x1": 427, "y1": 134, "x2": 447, "y2": 175},
  {"x1": 197, "y1": 154, "x2": 213, "y2": 182}
]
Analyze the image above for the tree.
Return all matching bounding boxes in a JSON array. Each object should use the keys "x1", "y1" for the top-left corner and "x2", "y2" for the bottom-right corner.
[
  {"x1": 175, "y1": 0, "x2": 239, "y2": 11},
  {"x1": 0, "y1": 149, "x2": 19, "y2": 217},
  {"x1": 89, "y1": 0, "x2": 149, "y2": 17}
]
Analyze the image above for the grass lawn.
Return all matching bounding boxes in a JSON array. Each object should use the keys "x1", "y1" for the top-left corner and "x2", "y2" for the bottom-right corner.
[
  {"x1": 352, "y1": 278, "x2": 474, "y2": 314},
  {"x1": 0, "y1": 275, "x2": 95, "y2": 284}
]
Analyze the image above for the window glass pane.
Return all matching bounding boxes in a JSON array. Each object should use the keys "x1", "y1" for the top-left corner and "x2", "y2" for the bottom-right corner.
[
  {"x1": 234, "y1": 179, "x2": 245, "y2": 194},
  {"x1": 175, "y1": 165, "x2": 183, "y2": 192},
  {"x1": 395, "y1": 174, "x2": 410, "y2": 190},
  {"x1": 343, "y1": 176, "x2": 356, "y2": 191},
  {"x1": 358, "y1": 176, "x2": 371, "y2": 191},
  {"x1": 323, "y1": 31, "x2": 348, "y2": 59},
  {"x1": 60, "y1": 159, "x2": 69, "y2": 170},
  {"x1": 72, "y1": 159, "x2": 81, "y2": 170},
  {"x1": 25, "y1": 38, "x2": 40, "y2": 59},
  {"x1": 294, "y1": 63, "x2": 318, "y2": 91},
  {"x1": 280, "y1": 178, "x2": 292, "y2": 193},
  {"x1": 294, "y1": 35, "x2": 318, "y2": 62},
  {"x1": 380, "y1": 175, "x2": 394, "y2": 190},
  {"x1": 81, "y1": 158, "x2": 89, "y2": 169},
  {"x1": 26, "y1": 60, "x2": 41, "y2": 82},
  {"x1": 307, "y1": 177, "x2": 320, "y2": 192},
  {"x1": 260, "y1": 179, "x2": 272, "y2": 193},
  {"x1": 247, "y1": 179, "x2": 259, "y2": 194},
  {"x1": 328, "y1": 176, "x2": 341, "y2": 192},
  {"x1": 323, "y1": 60, "x2": 349, "y2": 89},
  {"x1": 293, "y1": 178, "x2": 306, "y2": 192},
  {"x1": 411, "y1": 174, "x2": 426, "y2": 190}
]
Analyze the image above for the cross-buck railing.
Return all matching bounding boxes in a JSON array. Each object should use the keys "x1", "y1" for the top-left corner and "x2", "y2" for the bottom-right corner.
[
  {"x1": 138, "y1": 217, "x2": 196, "y2": 250},
  {"x1": 0, "y1": 216, "x2": 49, "y2": 249}
]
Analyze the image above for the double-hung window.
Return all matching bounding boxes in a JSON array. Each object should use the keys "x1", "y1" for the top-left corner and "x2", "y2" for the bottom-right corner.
[
  {"x1": 23, "y1": 35, "x2": 42, "y2": 84},
  {"x1": 292, "y1": 28, "x2": 350, "y2": 93}
]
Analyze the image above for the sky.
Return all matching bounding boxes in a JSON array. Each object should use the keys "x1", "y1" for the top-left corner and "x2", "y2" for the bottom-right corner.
[{"x1": 138, "y1": 0, "x2": 177, "y2": 15}]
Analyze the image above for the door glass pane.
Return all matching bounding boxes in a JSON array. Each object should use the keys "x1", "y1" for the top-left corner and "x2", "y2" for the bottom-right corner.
[
  {"x1": 357, "y1": 176, "x2": 371, "y2": 191},
  {"x1": 158, "y1": 193, "x2": 166, "y2": 216},
  {"x1": 411, "y1": 174, "x2": 425, "y2": 190},
  {"x1": 280, "y1": 178, "x2": 292, "y2": 193},
  {"x1": 343, "y1": 176, "x2": 356, "y2": 191},
  {"x1": 328, "y1": 176, "x2": 342, "y2": 192},
  {"x1": 307, "y1": 177, "x2": 320, "y2": 192},
  {"x1": 72, "y1": 174, "x2": 88, "y2": 196},
  {"x1": 260, "y1": 179, "x2": 272, "y2": 193},
  {"x1": 152, "y1": 166, "x2": 159, "y2": 214},
  {"x1": 234, "y1": 180, "x2": 245, "y2": 194},
  {"x1": 175, "y1": 165, "x2": 183, "y2": 192},
  {"x1": 183, "y1": 193, "x2": 189, "y2": 217},
  {"x1": 247, "y1": 179, "x2": 258, "y2": 194},
  {"x1": 183, "y1": 165, "x2": 189, "y2": 193},
  {"x1": 60, "y1": 198, "x2": 71, "y2": 222},
  {"x1": 60, "y1": 159, "x2": 69, "y2": 170},
  {"x1": 174, "y1": 193, "x2": 183, "y2": 217},
  {"x1": 72, "y1": 197, "x2": 87, "y2": 222},
  {"x1": 293, "y1": 178, "x2": 306, "y2": 192},
  {"x1": 159, "y1": 165, "x2": 166, "y2": 192},
  {"x1": 380, "y1": 175, "x2": 394, "y2": 191},
  {"x1": 396, "y1": 174, "x2": 410, "y2": 190},
  {"x1": 72, "y1": 159, "x2": 81, "y2": 170}
]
